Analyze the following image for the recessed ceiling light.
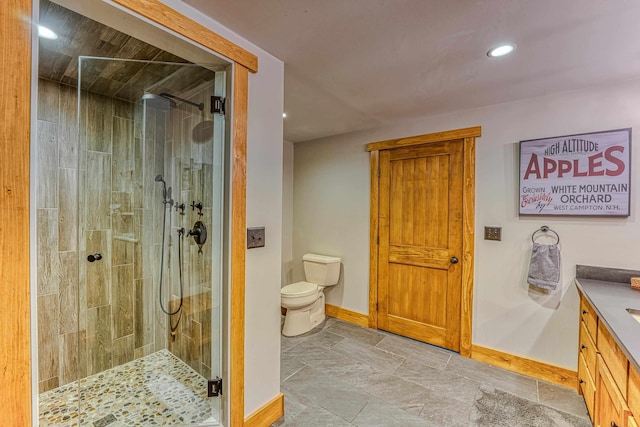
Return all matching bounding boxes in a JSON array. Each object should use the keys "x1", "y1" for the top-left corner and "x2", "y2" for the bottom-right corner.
[
  {"x1": 283, "y1": 113, "x2": 287, "y2": 118},
  {"x1": 487, "y1": 43, "x2": 515, "y2": 58},
  {"x1": 38, "y1": 25, "x2": 58, "y2": 40}
]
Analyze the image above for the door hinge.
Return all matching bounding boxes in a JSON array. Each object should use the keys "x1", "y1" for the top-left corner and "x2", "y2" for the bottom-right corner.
[
  {"x1": 377, "y1": 168, "x2": 380, "y2": 178},
  {"x1": 211, "y1": 96, "x2": 225, "y2": 115},
  {"x1": 208, "y1": 377, "x2": 222, "y2": 397},
  {"x1": 377, "y1": 235, "x2": 379, "y2": 245},
  {"x1": 376, "y1": 302, "x2": 379, "y2": 311}
]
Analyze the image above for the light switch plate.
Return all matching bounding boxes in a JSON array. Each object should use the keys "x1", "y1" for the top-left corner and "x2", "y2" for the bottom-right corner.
[
  {"x1": 247, "y1": 227, "x2": 265, "y2": 249},
  {"x1": 484, "y1": 226, "x2": 502, "y2": 241}
]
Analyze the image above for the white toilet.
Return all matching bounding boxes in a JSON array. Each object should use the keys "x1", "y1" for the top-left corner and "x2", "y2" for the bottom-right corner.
[{"x1": 281, "y1": 253, "x2": 341, "y2": 337}]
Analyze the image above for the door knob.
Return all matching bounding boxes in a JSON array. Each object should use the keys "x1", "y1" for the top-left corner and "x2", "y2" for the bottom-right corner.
[
  {"x1": 450, "y1": 256, "x2": 459, "y2": 264},
  {"x1": 87, "y1": 253, "x2": 102, "y2": 262}
]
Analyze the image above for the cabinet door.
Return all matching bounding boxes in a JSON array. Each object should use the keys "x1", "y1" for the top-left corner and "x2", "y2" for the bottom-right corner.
[
  {"x1": 580, "y1": 321, "x2": 598, "y2": 376},
  {"x1": 629, "y1": 366, "x2": 640, "y2": 421},
  {"x1": 579, "y1": 352, "x2": 596, "y2": 420},
  {"x1": 580, "y1": 295, "x2": 598, "y2": 340},
  {"x1": 628, "y1": 415, "x2": 638, "y2": 427},
  {"x1": 596, "y1": 355, "x2": 630, "y2": 427},
  {"x1": 598, "y1": 321, "x2": 629, "y2": 397}
]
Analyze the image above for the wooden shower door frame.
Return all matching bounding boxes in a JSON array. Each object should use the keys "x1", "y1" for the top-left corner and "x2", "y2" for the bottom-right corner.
[
  {"x1": 366, "y1": 126, "x2": 480, "y2": 358},
  {"x1": 2, "y1": 0, "x2": 257, "y2": 425}
]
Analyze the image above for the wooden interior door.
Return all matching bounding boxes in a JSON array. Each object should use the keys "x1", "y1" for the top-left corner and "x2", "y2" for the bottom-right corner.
[{"x1": 377, "y1": 140, "x2": 463, "y2": 351}]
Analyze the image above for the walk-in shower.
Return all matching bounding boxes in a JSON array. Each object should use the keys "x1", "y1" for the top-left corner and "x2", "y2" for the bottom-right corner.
[{"x1": 35, "y1": 1, "x2": 227, "y2": 425}]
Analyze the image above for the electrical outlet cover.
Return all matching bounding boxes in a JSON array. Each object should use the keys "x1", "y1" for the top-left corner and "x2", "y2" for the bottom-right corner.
[{"x1": 247, "y1": 227, "x2": 265, "y2": 248}]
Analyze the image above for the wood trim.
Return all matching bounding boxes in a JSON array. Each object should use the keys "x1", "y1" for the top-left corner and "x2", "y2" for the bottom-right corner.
[
  {"x1": 230, "y1": 64, "x2": 248, "y2": 427},
  {"x1": 244, "y1": 393, "x2": 284, "y2": 427},
  {"x1": 115, "y1": 2, "x2": 253, "y2": 423},
  {"x1": 368, "y1": 150, "x2": 379, "y2": 329},
  {"x1": 460, "y1": 137, "x2": 475, "y2": 358},
  {"x1": 472, "y1": 345, "x2": 578, "y2": 390},
  {"x1": 115, "y1": 2, "x2": 254, "y2": 423},
  {"x1": 10, "y1": 1, "x2": 255, "y2": 425},
  {"x1": 325, "y1": 304, "x2": 369, "y2": 328},
  {"x1": 1, "y1": 0, "x2": 32, "y2": 425},
  {"x1": 112, "y1": 0, "x2": 258, "y2": 72},
  {"x1": 366, "y1": 126, "x2": 481, "y2": 152}
]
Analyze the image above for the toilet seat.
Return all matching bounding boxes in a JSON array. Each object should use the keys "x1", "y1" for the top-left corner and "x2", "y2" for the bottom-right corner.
[
  {"x1": 281, "y1": 282, "x2": 320, "y2": 311},
  {"x1": 281, "y1": 281, "x2": 318, "y2": 297}
]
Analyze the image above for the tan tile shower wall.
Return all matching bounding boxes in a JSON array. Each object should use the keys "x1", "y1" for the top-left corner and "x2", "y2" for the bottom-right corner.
[
  {"x1": 169, "y1": 292, "x2": 213, "y2": 378},
  {"x1": 37, "y1": 78, "x2": 217, "y2": 392},
  {"x1": 36, "y1": 79, "x2": 161, "y2": 392}
]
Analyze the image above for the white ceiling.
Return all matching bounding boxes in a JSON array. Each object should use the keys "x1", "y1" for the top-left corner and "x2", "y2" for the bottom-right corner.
[{"x1": 184, "y1": 0, "x2": 640, "y2": 143}]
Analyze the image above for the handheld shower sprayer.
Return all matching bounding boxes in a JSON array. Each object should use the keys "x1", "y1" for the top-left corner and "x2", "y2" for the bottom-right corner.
[
  {"x1": 154, "y1": 174, "x2": 174, "y2": 206},
  {"x1": 155, "y1": 174, "x2": 183, "y2": 322}
]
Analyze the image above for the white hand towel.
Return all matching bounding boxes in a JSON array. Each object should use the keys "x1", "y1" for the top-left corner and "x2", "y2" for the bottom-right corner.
[{"x1": 527, "y1": 243, "x2": 561, "y2": 290}]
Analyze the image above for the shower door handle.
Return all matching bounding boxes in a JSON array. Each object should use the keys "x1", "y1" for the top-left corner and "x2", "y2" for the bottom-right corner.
[{"x1": 87, "y1": 253, "x2": 103, "y2": 262}]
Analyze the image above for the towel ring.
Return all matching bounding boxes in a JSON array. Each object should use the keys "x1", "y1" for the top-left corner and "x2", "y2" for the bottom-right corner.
[{"x1": 532, "y1": 225, "x2": 559, "y2": 244}]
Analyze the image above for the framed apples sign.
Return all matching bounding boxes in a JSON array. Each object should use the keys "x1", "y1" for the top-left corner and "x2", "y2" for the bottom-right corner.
[{"x1": 519, "y1": 128, "x2": 631, "y2": 216}]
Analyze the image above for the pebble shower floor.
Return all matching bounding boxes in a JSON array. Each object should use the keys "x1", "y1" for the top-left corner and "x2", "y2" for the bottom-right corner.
[{"x1": 38, "y1": 350, "x2": 218, "y2": 426}]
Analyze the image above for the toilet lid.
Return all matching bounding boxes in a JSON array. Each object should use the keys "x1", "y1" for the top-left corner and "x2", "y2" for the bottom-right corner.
[{"x1": 281, "y1": 282, "x2": 318, "y2": 297}]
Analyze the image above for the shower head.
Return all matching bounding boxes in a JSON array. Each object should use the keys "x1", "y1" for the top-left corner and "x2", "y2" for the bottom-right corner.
[
  {"x1": 142, "y1": 93, "x2": 176, "y2": 111},
  {"x1": 154, "y1": 174, "x2": 173, "y2": 206}
]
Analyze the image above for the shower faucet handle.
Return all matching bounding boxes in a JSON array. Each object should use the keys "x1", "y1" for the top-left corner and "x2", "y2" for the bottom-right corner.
[{"x1": 191, "y1": 201, "x2": 204, "y2": 216}]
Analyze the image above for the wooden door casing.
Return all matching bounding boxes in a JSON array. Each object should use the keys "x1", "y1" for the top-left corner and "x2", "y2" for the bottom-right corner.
[{"x1": 378, "y1": 140, "x2": 463, "y2": 351}]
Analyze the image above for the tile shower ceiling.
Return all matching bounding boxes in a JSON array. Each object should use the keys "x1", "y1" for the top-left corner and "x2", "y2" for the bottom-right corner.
[{"x1": 38, "y1": 0, "x2": 216, "y2": 103}]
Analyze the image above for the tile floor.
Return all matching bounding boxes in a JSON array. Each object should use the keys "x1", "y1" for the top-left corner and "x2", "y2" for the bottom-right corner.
[
  {"x1": 39, "y1": 350, "x2": 219, "y2": 426},
  {"x1": 273, "y1": 317, "x2": 591, "y2": 426}
]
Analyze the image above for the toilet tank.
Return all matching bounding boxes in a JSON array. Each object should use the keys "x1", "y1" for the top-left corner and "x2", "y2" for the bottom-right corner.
[{"x1": 302, "y1": 253, "x2": 341, "y2": 286}]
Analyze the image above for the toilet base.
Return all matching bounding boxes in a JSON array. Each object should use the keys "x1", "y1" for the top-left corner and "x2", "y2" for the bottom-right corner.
[{"x1": 282, "y1": 292, "x2": 325, "y2": 337}]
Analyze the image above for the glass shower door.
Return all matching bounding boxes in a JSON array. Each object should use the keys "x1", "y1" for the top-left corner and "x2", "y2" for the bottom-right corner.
[{"x1": 77, "y1": 56, "x2": 225, "y2": 426}]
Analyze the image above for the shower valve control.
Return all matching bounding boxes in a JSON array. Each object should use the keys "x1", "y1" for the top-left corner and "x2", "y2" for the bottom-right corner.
[
  {"x1": 191, "y1": 201, "x2": 203, "y2": 216},
  {"x1": 188, "y1": 221, "x2": 208, "y2": 254},
  {"x1": 87, "y1": 253, "x2": 103, "y2": 263}
]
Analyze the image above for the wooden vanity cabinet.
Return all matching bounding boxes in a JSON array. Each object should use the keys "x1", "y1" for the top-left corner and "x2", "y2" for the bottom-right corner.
[{"x1": 578, "y1": 292, "x2": 639, "y2": 426}]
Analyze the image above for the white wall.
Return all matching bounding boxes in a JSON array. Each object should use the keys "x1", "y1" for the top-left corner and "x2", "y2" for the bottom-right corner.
[
  {"x1": 282, "y1": 140, "x2": 294, "y2": 286},
  {"x1": 293, "y1": 78, "x2": 640, "y2": 370},
  {"x1": 292, "y1": 136, "x2": 371, "y2": 306},
  {"x1": 158, "y1": 0, "x2": 284, "y2": 417}
]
